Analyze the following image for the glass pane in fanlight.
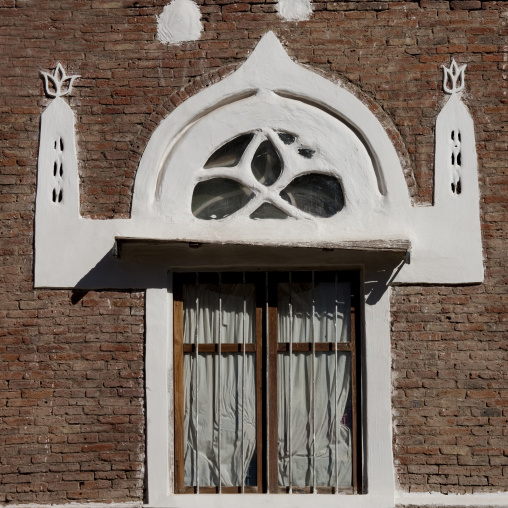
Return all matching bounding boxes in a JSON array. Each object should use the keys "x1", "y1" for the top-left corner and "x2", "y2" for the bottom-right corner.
[
  {"x1": 204, "y1": 134, "x2": 255, "y2": 169},
  {"x1": 249, "y1": 202, "x2": 288, "y2": 220},
  {"x1": 280, "y1": 174, "x2": 344, "y2": 218},
  {"x1": 251, "y1": 140, "x2": 282, "y2": 187},
  {"x1": 192, "y1": 178, "x2": 254, "y2": 220}
]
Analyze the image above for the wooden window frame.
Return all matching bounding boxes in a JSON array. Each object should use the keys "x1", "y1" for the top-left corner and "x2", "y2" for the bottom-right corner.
[{"x1": 173, "y1": 270, "x2": 362, "y2": 495}]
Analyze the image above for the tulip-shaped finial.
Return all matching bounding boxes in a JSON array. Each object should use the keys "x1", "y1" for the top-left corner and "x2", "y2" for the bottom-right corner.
[
  {"x1": 40, "y1": 63, "x2": 79, "y2": 98},
  {"x1": 442, "y1": 58, "x2": 466, "y2": 94}
]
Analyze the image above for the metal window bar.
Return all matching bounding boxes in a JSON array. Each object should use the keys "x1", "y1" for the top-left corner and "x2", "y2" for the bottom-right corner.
[
  {"x1": 218, "y1": 272, "x2": 222, "y2": 493},
  {"x1": 288, "y1": 272, "x2": 293, "y2": 494},
  {"x1": 241, "y1": 272, "x2": 246, "y2": 493},
  {"x1": 176, "y1": 271, "x2": 358, "y2": 495},
  {"x1": 194, "y1": 272, "x2": 200, "y2": 493},
  {"x1": 334, "y1": 273, "x2": 339, "y2": 493},
  {"x1": 311, "y1": 271, "x2": 316, "y2": 493}
]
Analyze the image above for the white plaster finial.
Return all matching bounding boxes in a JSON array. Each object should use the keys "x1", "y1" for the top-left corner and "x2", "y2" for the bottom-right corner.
[
  {"x1": 157, "y1": 0, "x2": 202, "y2": 45},
  {"x1": 276, "y1": 0, "x2": 313, "y2": 21},
  {"x1": 442, "y1": 58, "x2": 466, "y2": 94},
  {"x1": 40, "y1": 63, "x2": 79, "y2": 98}
]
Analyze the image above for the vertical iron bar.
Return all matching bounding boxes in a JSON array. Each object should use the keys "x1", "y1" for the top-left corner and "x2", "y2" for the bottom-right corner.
[
  {"x1": 334, "y1": 273, "x2": 339, "y2": 493},
  {"x1": 218, "y1": 272, "x2": 222, "y2": 493},
  {"x1": 194, "y1": 272, "x2": 200, "y2": 493},
  {"x1": 312, "y1": 272, "x2": 316, "y2": 493},
  {"x1": 289, "y1": 272, "x2": 293, "y2": 494},
  {"x1": 242, "y1": 272, "x2": 246, "y2": 492}
]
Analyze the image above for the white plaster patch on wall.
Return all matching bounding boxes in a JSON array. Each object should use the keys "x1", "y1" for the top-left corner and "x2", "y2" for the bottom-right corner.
[
  {"x1": 156, "y1": 0, "x2": 202, "y2": 45},
  {"x1": 276, "y1": 0, "x2": 313, "y2": 22}
]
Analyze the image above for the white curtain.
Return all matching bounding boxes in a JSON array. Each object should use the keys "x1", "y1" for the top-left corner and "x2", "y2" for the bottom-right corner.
[
  {"x1": 277, "y1": 282, "x2": 352, "y2": 487},
  {"x1": 183, "y1": 284, "x2": 257, "y2": 487},
  {"x1": 181, "y1": 279, "x2": 352, "y2": 489}
]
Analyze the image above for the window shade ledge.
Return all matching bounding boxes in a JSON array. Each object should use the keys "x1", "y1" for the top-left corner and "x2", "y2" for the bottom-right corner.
[{"x1": 113, "y1": 237, "x2": 411, "y2": 270}]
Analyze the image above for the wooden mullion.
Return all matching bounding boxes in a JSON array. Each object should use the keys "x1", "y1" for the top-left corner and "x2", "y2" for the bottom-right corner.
[
  {"x1": 351, "y1": 293, "x2": 359, "y2": 493},
  {"x1": 173, "y1": 285, "x2": 185, "y2": 494},
  {"x1": 267, "y1": 275, "x2": 279, "y2": 493}
]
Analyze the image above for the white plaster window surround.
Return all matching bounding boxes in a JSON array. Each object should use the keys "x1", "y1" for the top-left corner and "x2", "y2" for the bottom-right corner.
[
  {"x1": 34, "y1": 34, "x2": 485, "y2": 508},
  {"x1": 34, "y1": 34, "x2": 483, "y2": 290},
  {"x1": 144, "y1": 270, "x2": 395, "y2": 507}
]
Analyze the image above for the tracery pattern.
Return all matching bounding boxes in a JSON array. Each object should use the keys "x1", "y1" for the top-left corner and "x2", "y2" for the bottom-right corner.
[{"x1": 191, "y1": 130, "x2": 344, "y2": 220}]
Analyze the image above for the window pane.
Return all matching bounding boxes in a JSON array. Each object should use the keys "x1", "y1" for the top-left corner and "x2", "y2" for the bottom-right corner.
[
  {"x1": 280, "y1": 174, "x2": 344, "y2": 217},
  {"x1": 251, "y1": 140, "x2": 282, "y2": 187},
  {"x1": 183, "y1": 283, "x2": 256, "y2": 344},
  {"x1": 277, "y1": 352, "x2": 352, "y2": 488},
  {"x1": 204, "y1": 134, "x2": 254, "y2": 169},
  {"x1": 184, "y1": 353, "x2": 257, "y2": 487},
  {"x1": 192, "y1": 178, "x2": 254, "y2": 220},
  {"x1": 249, "y1": 202, "x2": 288, "y2": 220},
  {"x1": 277, "y1": 281, "x2": 351, "y2": 343}
]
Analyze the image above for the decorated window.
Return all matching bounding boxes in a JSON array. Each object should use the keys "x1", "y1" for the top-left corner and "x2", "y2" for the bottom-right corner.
[{"x1": 173, "y1": 271, "x2": 361, "y2": 494}]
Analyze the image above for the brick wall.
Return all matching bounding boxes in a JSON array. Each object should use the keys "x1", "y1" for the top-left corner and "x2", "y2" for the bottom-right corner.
[{"x1": 0, "y1": 0, "x2": 506, "y2": 503}]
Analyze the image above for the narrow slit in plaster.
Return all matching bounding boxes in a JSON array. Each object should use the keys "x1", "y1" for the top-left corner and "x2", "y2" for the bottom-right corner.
[
  {"x1": 278, "y1": 132, "x2": 296, "y2": 145},
  {"x1": 451, "y1": 130, "x2": 455, "y2": 141},
  {"x1": 458, "y1": 131, "x2": 461, "y2": 142},
  {"x1": 52, "y1": 189, "x2": 57, "y2": 202},
  {"x1": 451, "y1": 153, "x2": 455, "y2": 166},
  {"x1": 58, "y1": 190, "x2": 63, "y2": 202},
  {"x1": 59, "y1": 163, "x2": 63, "y2": 177},
  {"x1": 298, "y1": 148, "x2": 315, "y2": 159},
  {"x1": 457, "y1": 152, "x2": 461, "y2": 166},
  {"x1": 53, "y1": 161, "x2": 57, "y2": 177},
  {"x1": 60, "y1": 138, "x2": 64, "y2": 151},
  {"x1": 456, "y1": 179, "x2": 461, "y2": 195}
]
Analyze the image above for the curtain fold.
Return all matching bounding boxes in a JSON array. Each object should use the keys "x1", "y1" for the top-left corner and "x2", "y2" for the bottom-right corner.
[
  {"x1": 277, "y1": 281, "x2": 352, "y2": 487},
  {"x1": 181, "y1": 278, "x2": 353, "y2": 489},
  {"x1": 183, "y1": 284, "x2": 257, "y2": 487}
]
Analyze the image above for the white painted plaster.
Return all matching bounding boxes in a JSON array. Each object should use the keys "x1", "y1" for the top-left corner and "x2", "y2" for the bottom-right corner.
[
  {"x1": 157, "y1": 0, "x2": 202, "y2": 45},
  {"x1": 145, "y1": 286, "x2": 172, "y2": 505},
  {"x1": 9, "y1": 504, "x2": 141, "y2": 508},
  {"x1": 35, "y1": 97, "x2": 80, "y2": 225},
  {"x1": 276, "y1": 0, "x2": 313, "y2": 22},
  {"x1": 396, "y1": 491, "x2": 508, "y2": 507},
  {"x1": 10, "y1": 493, "x2": 508, "y2": 508}
]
